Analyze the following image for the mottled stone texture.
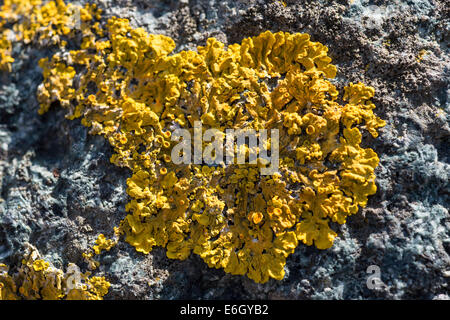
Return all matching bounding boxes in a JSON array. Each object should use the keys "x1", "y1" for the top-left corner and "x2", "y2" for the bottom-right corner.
[{"x1": 0, "y1": 0, "x2": 448, "y2": 299}]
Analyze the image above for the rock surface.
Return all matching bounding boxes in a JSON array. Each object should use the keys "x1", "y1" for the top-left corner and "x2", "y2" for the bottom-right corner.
[{"x1": 0, "y1": 0, "x2": 449, "y2": 299}]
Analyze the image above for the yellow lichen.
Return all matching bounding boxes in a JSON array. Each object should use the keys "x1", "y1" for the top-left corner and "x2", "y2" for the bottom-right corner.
[
  {"x1": 0, "y1": 245, "x2": 110, "y2": 300},
  {"x1": 0, "y1": 0, "x2": 101, "y2": 71},
  {"x1": 1, "y1": 1, "x2": 386, "y2": 283},
  {"x1": 82, "y1": 227, "x2": 122, "y2": 270},
  {"x1": 416, "y1": 49, "x2": 428, "y2": 63}
]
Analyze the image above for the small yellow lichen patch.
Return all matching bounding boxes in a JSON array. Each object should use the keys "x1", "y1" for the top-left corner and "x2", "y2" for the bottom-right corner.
[
  {"x1": 0, "y1": 245, "x2": 110, "y2": 300},
  {"x1": 82, "y1": 227, "x2": 122, "y2": 270},
  {"x1": 416, "y1": 49, "x2": 428, "y2": 63},
  {"x1": 0, "y1": 30, "x2": 14, "y2": 71}
]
